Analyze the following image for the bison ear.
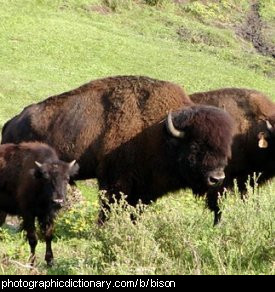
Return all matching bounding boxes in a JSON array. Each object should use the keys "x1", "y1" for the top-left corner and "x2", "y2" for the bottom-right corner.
[
  {"x1": 68, "y1": 160, "x2": 79, "y2": 177},
  {"x1": 258, "y1": 132, "x2": 268, "y2": 148}
]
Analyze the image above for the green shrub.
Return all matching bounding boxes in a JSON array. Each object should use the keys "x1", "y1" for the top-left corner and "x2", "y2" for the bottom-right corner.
[
  {"x1": 55, "y1": 201, "x2": 97, "y2": 239},
  {"x1": 90, "y1": 182, "x2": 274, "y2": 274},
  {"x1": 144, "y1": 0, "x2": 170, "y2": 6},
  {"x1": 181, "y1": 0, "x2": 251, "y2": 23},
  {"x1": 102, "y1": 0, "x2": 135, "y2": 11}
]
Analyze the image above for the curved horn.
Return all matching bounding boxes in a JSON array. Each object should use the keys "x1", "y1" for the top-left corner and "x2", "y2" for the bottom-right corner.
[
  {"x1": 68, "y1": 160, "x2": 76, "y2": 169},
  {"x1": 35, "y1": 161, "x2": 42, "y2": 168},
  {"x1": 266, "y1": 120, "x2": 273, "y2": 131},
  {"x1": 166, "y1": 110, "x2": 185, "y2": 138}
]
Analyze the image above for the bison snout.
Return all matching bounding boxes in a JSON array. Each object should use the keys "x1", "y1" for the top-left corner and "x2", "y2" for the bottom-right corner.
[
  {"x1": 207, "y1": 171, "x2": 225, "y2": 187},
  {"x1": 52, "y1": 199, "x2": 64, "y2": 207}
]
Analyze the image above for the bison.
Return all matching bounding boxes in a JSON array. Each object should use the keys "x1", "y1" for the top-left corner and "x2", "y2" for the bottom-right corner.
[
  {"x1": 96, "y1": 105, "x2": 234, "y2": 222},
  {"x1": 0, "y1": 142, "x2": 78, "y2": 266},
  {"x1": 1, "y1": 76, "x2": 234, "y2": 223},
  {"x1": 1, "y1": 76, "x2": 193, "y2": 180},
  {"x1": 190, "y1": 88, "x2": 275, "y2": 223}
]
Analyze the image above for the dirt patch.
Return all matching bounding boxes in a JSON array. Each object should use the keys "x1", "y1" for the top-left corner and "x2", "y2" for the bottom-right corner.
[
  {"x1": 173, "y1": 0, "x2": 190, "y2": 3},
  {"x1": 177, "y1": 24, "x2": 233, "y2": 48},
  {"x1": 177, "y1": 26, "x2": 214, "y2": 46},
  {"x1": 173, "y1": 0, "x2": 214, "y2": 3},
  {"x1": 236, "y1": 1, "x2": 275, "y2": 58},
  {"x1": 83, "y1": 4, "x2": 112, "y2": 15}
]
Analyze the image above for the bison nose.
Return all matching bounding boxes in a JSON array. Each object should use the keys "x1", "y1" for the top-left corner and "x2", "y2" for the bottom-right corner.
[
  {"x1": 207, "y1": 172, "x2": 225, "y2": 187},
  {"x1": 53, "y1": 199, "x2": 64, "y2": 207}
]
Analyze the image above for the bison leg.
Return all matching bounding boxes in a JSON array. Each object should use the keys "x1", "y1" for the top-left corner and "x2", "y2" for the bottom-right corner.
[
  {"x1": 40, "y1": 220, "x2": 54, "y2": 267},
  {"x1": 206, "y1": 192, "x2": 221, "y2": 226},
  {"x1": 23, "y1": 216, "x2": 38, "y2": 265},
  {"x1": 0, "y1": 212, "x2": 7, "y2": 226}
]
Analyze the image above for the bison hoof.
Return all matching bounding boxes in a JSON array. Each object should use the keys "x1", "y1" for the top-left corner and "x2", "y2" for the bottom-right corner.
[
  {"x1": 29, "y1": 254, "x2": 36, "y2": 266},
  {"x1": 46, "y1": 259, "x2": 54, "y2": 267}
]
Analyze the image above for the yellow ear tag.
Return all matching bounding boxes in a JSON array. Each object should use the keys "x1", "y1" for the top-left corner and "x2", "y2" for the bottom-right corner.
[{"x1": 258, "y1": 133, "x2": 268, "y2": 148}]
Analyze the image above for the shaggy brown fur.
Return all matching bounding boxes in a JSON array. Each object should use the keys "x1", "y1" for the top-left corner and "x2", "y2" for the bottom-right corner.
[
  {"x1": 2, "y1": 76, "x2": 192, "y2": 179},
  {"x1": 0, "y1": 142, "x2": 78, "y2": 266},
  {"x1": 190, "y1": 88, "x2": 275, "y2": 223}
]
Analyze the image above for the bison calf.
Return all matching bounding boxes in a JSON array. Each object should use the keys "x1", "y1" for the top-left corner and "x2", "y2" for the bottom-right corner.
[{"x1": 0, "y1": 142, "x2": 78, "y2": 266}]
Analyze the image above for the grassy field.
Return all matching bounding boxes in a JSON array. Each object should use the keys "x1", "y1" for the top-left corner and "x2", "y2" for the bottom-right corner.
[{"x1": 0, "y1": 0, "x2": 274, "y2": 275}]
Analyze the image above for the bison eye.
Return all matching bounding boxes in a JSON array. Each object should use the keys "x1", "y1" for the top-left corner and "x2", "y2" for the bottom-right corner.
[{"x1": 42, "y1": 172, "x2": 50, "y2": 180}]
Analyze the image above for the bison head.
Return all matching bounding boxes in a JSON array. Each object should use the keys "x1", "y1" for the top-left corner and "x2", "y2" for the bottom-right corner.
[
  {"x1": 31, "y1": 160, "x2": 79, "y2": 209},
  {"x1": 166, "y1": 106, "x2": 234, "y2": 195},
  {"x1": 258, "y1": 118, "x2": 275, "y2": 149}
]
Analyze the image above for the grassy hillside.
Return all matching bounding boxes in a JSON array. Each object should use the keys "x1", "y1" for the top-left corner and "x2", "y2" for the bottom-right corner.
[{"x1": 0, "y1": 0, "x2": 274, "y2": 275}]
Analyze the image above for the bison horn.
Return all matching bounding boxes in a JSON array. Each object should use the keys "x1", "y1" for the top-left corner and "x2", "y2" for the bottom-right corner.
[
  {"x1": 266, "y1": 120, "x2": 273, "y2": 131},
  {"x1": 166, "y1": 111, "x2": 185, "y2": 138},
  {"x1": 35, "y1": 161, "x2": 43, "y2": 168},
  {"x1": 69, "y1": 160, "x2": 76, "y2": 169}
]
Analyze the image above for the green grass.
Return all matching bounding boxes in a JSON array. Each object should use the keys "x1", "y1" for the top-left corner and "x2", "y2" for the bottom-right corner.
[
  {"x1": 0, "y1": 0, "x2": 274, "y2": 128},
  {"x1": 0, "y1": 0, "x2": 274, "y2": 274}
]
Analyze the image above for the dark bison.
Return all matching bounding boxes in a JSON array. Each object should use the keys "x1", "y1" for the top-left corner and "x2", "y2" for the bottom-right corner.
[
  {"x1": 190, "y1": 88, "x2": 275, "y2": 223},
  {"x1": 96, "y1": 105, "x2": 233, "y2": 222},
  {"x1": 1, "y1": 76, "x2": 234, "y2": 223},
  {"x1": 0, "y1": 142, "x2": 78, "y2": 266}
]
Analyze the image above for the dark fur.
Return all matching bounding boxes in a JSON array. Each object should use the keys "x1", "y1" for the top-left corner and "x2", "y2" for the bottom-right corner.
[
  {"x1": 1, "y1": 76, "x2": 233, "y2": 223},
  {"x1": 0, "y1": 142, "x2": 78, "y2": 266},
  {"x1": 190, "y1": 88, "x2": 275, "y2": 223}
]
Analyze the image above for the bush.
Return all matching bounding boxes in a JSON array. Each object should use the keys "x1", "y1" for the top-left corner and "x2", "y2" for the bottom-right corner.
[
  {"x1": 102, "y1": 0, "x2": 135, "y2": 11},
  {"x1": 144, "y1": 0, "x2": 170, "y2": 6},
  {"x1": 84, "y1": 185, "x2": 275, "y2": 274},
  {"x1": 55, "y1": 201, "x2": 97, "y2": 239}
]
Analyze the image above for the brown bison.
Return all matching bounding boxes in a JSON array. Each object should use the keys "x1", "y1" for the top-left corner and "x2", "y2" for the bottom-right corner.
[
  {"x1": 1, "y1": 76, "x2": 234, "y2": 223},
  {"x1": 1, "y1": 76, "x2": 193, "y2": 179},
  {"x1": 0, "y1": 142, "x2": 78, "y2": 266},
  {"x1": 96, "y1": 105, "x2": 234, "y2": 222},
  {"x1": 190, "y1": 88, "x2": 275, "y2": 223}
]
